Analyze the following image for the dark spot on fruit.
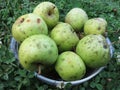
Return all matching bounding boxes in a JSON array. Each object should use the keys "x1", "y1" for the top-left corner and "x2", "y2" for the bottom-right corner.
[
  {"x1": 53, "y1": 5, "x2": 55, "y2": 9},
  {"x1": 48, "y1": 10, "x2": 52, "y2": 16},
  {"x1": 36, "y1": 43, "x2": 41, "y2": 48},
  {"x1": 26, "y1": 35, "x2": 29, "y2": 38},
  {"x1": 71, "y1": 64, "x2": 74, "y2": 68},
  {"x1": 20, "y1": 41, "x2": 22, "y2": 43},
  {"x1": 63, "y1": 30, "x2": 67, "y2": 33},
  {"x1": 20, "y1": 18, "x2": 24, "y2": 23},
  {"x1": 22, "y1": 31, "x2": 26, "y2": 34},
  {"x1": 49, "y1": 50, "x2": 52, "y2": 54},
  {"x1": 61, "y1": 58, "x2": 65, "y2": 61},
  {"x1": 91, "y1": 59, "x2": 95, "y2": 62},
  {"x1": 37, "y1": 18, "x2": 40, "y2": 23},
  {"x1": 43, "y1": 44, "x2": 47, "y2": 48},
  {"x1": 70, "y1": 27, "x2": 74, "y2": 33},
  {"x1": 98, "y1": 26, "x2": 101, "y2": 30},
  {"x1": 25, "y1": 61, "x2": 27, "y2": 64},
  {"x1": 59, "y1": 67, "x2": 63, "y2": 71},
  {"x1": 26, "y1": 19, "x2": 30, "y2": 22},
  {"x1": 95, "y1": 51, "x2": 98, "y2": 55},
  {"x1": 48, "y1": 6, "x2": 55, "y2": 16},
  {"x1": 98, "y1": 40, "x2": 102, "y2": 43},
  {"x1": 103, "y1": 44, "x2": 108, "y2": 49},
  {"x1": 84, "y1": 40, "x2": 92, "y2": 44},
  {"x1": 51, "y1": 45, "x2": 54, "y2": 47}
]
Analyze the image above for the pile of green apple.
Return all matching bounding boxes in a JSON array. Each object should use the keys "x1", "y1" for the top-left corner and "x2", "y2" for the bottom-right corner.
[{"x1": 11, "y1": 1, "x2": 111, "y2": 81}]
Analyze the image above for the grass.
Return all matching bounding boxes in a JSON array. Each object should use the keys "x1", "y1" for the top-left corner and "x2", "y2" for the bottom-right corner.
[{"x1": 0, "y1": 0, "x2": 120, "y2": 90}]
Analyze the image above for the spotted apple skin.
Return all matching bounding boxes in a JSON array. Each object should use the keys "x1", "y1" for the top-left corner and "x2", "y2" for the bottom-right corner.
[
  {"x1": 33, "y1": 1, "x2": 59, "y2": 29},
  {"x1": 12, "y1": 13, "x2": 48, "y2": 42},
  {"x1": 84, "y1": 18, "x2": 107, "y2": 35},
  {"x1": 50, "y1": 22, "x2": 79, "y2": 52},
  {"x1": 18, "y1": 35, "x2": 58, "y2": 71},
  {"x1": 65, "y1": 8, "x2": 88, "y2": 32},
  {"x1": 55, "y1": 51, "x2": 86, "y2": 81},
  {"x1": 76, "y1": 34, "x2": 111, "y2": 68}
]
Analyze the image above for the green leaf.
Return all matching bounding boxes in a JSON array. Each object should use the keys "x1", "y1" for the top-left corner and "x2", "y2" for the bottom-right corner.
[
  {"x1": 14, "y1": 76, "x2": 22, "y2": 81},
  {"x1": 27, "y1": 71, "x2": 35, "y2": 78},
  {"x1": 95, "y1": 76, "x2": 100, "y2": 83},
  {"x1": 3, "y1": 73, "x2": 9, "y2": 80},
  {"x1": 90, "y1": 82, "x2": 96, "y2": 88},
  {"x1": 81, "y1": 87, "x2": 85, "y2": 90},
  {"x1": 64, "y1": 83, "x2": 72, "y2": 90},
  {"x1": 22, "y1": 78, "x2": 30, "y2": 86},
  {"x1": 0, "y1": 83, "x2": 4, "y2": 90},
  {"x1": 17, "y1": 69, "x2": 27, "y2": 77},
  {"x1": 37, "y1": 86, "x2": 45, "y2": 90},
  {"x1": 83, "y1": 82, "x2": 88, "y2": 87},
  {"x1": 96, "y1": 84, "x2": 103, "y2": 90}
]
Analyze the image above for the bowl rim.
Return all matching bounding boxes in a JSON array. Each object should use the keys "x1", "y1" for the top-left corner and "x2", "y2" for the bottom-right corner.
[{"x1": 35, "y1": 66, "x2": 105, "y2": 88}]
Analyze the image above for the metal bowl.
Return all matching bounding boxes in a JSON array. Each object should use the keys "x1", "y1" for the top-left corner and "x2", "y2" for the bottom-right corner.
[{"x1": 10, "y1": 37, "x2": 114, "y2": 88}]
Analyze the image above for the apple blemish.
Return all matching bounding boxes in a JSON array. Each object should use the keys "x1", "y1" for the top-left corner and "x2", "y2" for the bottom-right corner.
[
  {"x1": 20, "y1": 18, "x2": 24, "y2": 23},
  {"x1": 84, "y1": 17, "x2": 107, "y2": 35},
  {"x1": 55, "y1": 51, "x2": 86, "y2": 81},
  {"x1": 12, "y1": 13, "x2": 48, "y2": 42},
  {"x1": 18, "y1": 35, "x2": 58, "y2": 71},
  {"x1": 76, "y1": 34, "x2": 110, "y2": 68},
  {"x1": 98, "y1": 26, "x2": 101, "y2": 30},
  {"x1": 26, "y1": 19, "x2": 30, "y2": 22},
  {"x1": 50, "y1": 22, "x2": 79, "y2": 52},
  {"x1": 33, "y1": 1, "x2": 59, "y2": 29},
  {"x1": 37, "y1": 18, "x2": 40, "y2": 23},
  {"x1": 103, "y1": 44, "x2": 108, "y2": 49}
]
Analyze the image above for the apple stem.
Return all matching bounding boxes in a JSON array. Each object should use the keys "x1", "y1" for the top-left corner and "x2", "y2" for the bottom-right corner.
[
  {"x1": 48, "y1": 6, "x2": 55, "y2": 16},
  {"x1": 38, "y1": 65, "x2": 41, "y2": 75}
]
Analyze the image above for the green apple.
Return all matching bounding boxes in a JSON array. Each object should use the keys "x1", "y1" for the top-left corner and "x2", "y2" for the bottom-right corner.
[
  {"x1": 76, "y1": 34, "x2": 111, "y2": 68},
  {"x1": 33, "y1": 1, "x2": 59, "y2": 29},
  {"x1": 18, "y1": 34, "x2": 58, "y2": 72},
  {"x1": 65, "y1": 8, "x2": 88, "y2": 32},
  {"x1": 50, "y1": 22, "x2": 79, "y2": 52},
  {"x1": 55, "y1": 51, "x2": 86, "y2": 81},
  {"x1": 84, "y1": 18, "x2": 107, "y2": 35},
  {"x1": 12, "y1": 13, "x2": 48, "y2": 43}
]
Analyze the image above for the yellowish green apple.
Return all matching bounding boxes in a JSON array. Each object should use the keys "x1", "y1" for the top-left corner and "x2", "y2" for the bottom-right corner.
[
  {"x1": 65, "y1": 8, "x2": 88, "y2": 32},
  {"x1": 76, "y1": 34, "x2": 111, "y2": 68},
  {"x1": 84, "y1": 18, "x2": 107, "y2": 35},
  {"x1": 12, "y1": 13, "x2": 48, "y2": 42},
  {"x1": 18, "y1": 35, "x2": 58, "y2": 72},
  {"x1": 55, "y1": 51, "x2": 86, "y2": 81},
  {"x1": 33, "y1": 1, "x2": 59, "y2": 29},
  {"x1": 50, "y1": 22, "x2": 79, "y2": 52}
]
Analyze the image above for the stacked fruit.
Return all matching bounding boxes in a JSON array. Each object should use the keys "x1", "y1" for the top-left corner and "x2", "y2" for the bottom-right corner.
[{"x1": 11, "y1": 1, "x2": 111, "y2": 81}]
